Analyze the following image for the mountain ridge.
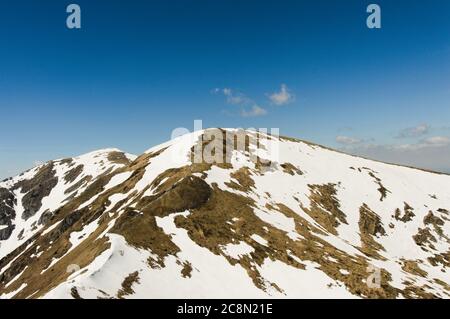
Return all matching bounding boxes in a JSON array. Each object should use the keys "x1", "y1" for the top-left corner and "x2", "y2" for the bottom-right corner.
[
  {"x1": 3, "y1": 131, "x2": 448, "y2": 184},
  {"x1": 0, "y1": 128, "x2": 449, "y2": 299}
]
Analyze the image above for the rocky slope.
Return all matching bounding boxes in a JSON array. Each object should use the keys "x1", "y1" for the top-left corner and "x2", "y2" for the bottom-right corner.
[{"x1": 0, "y1": 129, "x2": 449, "y2": 299}]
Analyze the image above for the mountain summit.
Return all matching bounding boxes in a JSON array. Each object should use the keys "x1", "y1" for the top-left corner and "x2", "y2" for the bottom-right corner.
[{"x1": 0, "y1": 129, "x2": 449, "y2": 299}]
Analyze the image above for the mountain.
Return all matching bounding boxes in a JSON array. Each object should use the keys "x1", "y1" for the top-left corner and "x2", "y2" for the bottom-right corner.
[{"x1": 0, "y1": 129, "x2": 449, "y2": 299}]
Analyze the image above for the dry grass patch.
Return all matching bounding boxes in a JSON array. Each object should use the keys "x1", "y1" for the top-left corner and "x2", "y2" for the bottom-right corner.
[
  {"x1": 180, "y1": 261, "x2": 193, "y2": 278},
  {"x1": 225, "y1": 167, "x2": 255, "y2": 192},
  {"x1": 110, "y1": 210, "x2": 180, "y2": 268},
  {"x1": 64, "y1": 164, "x2": 84, "y2": 184},
  {"x1": 358, "y1": 204, "x2": 386, "y2": 260},
  {"x1": 401, "y1": 259, "x2": 428, "y2": 277},
  {"x1": 280, "y1": 163, "x2": 303, "y2": 175},
  {"x1": 117, "y1": 271, "x2": 140, "y2": 298},
  {"x1": 394, "y1": 203, "x2": 415, "y2": 223},
  {"x1": 300, "y1": 183, "x2": 347, "y2": 235},
  {"x1": 108, "y1": 151, "x2": 132, "y2": 166}
]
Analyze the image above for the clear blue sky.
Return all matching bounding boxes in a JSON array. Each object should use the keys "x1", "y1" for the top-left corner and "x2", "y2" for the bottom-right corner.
[{"x1": 0, "y1": 0, "x2": 449, "y2": 178}]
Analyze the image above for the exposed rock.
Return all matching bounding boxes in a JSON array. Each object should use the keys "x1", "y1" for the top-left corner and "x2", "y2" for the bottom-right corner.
[
  {"x1": 15, "y1": 164, "x2": 58, "y2": 220},
  {"x1": 180, "y1": 261, "x2": 193, "y2": 278},
  {"x1": 70, "y1": 287, "x2": 82, "y2": 299},
  {"x1": 108, "y1": 151, "x2": 132, "y2": 166},
  {"x1": 301, "y1": 183, "x2": 347, "y2": 235},
  {"x1": 359, "y1": 204, "x2": 386, "y2": 259},
  {"x1": 367, "y1": 171, "x2": 390, "y2": 201},
  {"x1": 64, "y1": 175, "x2": 92, "y2": 195},
  {"x1": 401, "y1": 259, "x2": 428, "y2": 277},
  {"x1": 64, "y1": 164, "x2": 84, "y2": 184},
  {"x1": 137, "y1": 176, "x2": 212, "y2": 217},
  {"x1": 0, "y1": 189, "x2": 16, "y2": 223},
  {"x1": 0, "y1": 188, "x2": 16, "y2": 241},
  {"x1": 280, "y1": 163, "x2": 303, "y2": 175},
  {"x1": 413, "y1": 228, "x2": 437, "y2": 249},
  {"x1": 38, "y1": 210, "x2": 53, "y2": 226},
  {"x1": 394, "y1": 202, "x2": 415, "y2": 223},
  {"x1": 0, "y1": 225, "x2": 15, "y2": 241},
  {"x1": 117, "y1": 271, "x2": 140, "y2": 299}
]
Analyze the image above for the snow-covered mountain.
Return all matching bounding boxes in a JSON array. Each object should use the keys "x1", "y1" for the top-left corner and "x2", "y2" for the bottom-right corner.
[{"x1": 0, "y1": 129, "x2": 449, "y2": 299}]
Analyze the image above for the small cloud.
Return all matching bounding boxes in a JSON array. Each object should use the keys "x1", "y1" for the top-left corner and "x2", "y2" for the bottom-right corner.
[
  {"x1": 241, "y1": 105, "x2": 268, "y2": 117},
  {"x1": 213, "y1": 87, "x2": 267, "y2": 117},
  {"x1": 422, "y1": 136, "x2": 450, "y2": 146},
  {"x1": 339, "y1": 136, "x2": 450, "y2": 152},
  {"x1": 268, "y1": 84, "x2": 295, "y2": 106},
  {"x1": 338, "y1": 137, "x2": 450, "y2": 173},
  {"x1": 336, "y1": 135, "x2": 363, "y2": 145},
  {"x1": 213, "y1": 88, "x2": 250, "y2": 105},
  {"x1": 396, "y1": 124, "x2": 429, "y2": 138},
  {"x1": 390, "y1": 136, "x2": 450, "y2": 151}
]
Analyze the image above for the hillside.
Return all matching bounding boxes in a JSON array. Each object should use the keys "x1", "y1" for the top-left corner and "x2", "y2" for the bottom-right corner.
[{"x1": 0, "y1": 129, "x2": 449, "y2": 299}]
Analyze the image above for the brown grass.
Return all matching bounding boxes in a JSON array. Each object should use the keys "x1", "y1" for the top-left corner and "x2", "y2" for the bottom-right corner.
[
  {"x1": 117, "y1": 271, "x2": 140, "y2": 298},
  {"x1": 358, "y1": 204, "x2": 386, "y2": 260},
  {"x1": 300, "y1": 184, "x2": 347, "y2": 235}
]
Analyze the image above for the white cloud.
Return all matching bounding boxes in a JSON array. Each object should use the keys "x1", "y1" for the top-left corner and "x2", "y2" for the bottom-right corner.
[
  {"x1": 396, "y1": 124, "x2": 429, "y2": 138},
  {"x1": 393, "y1": 136, "x2": 450, "y2": 151},
  {"x1": 213, "y1": 88, "x2": 248, "y2": 105},
  {"x1": 240, "y1": 105, "x2": 268, "y2": 117},
  {"x1": 423, "y1": 136, "x2": 450, "y2": 146},
  {"x1": 341, "y1": 136, "x2": 450, "y2": 152},
  {"x1": 222, "y1": 88, "x2": 250, "y2": 105},
  {"x1": 268, "y1": 84, "x2": 294, "y2": 106},
  {"x1": 213, "y1": 87, "x2": 267, "y2": 117},
  {"x1": 336, "y1": 135, "x2": 363, "y2": 145},
  {"x1": 338, "y1": 136, "x2": 450, "y2": 173},
  {"x1": 213, "y1": 84, "x2": 295, "y2": 116}
]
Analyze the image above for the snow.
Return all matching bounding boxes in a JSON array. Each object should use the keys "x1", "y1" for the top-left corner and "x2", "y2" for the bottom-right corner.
[
  {"x1": 0, "y1": 284, "x2": 27, "y2": 299},
  {"x1": 258, "y1": 259, "x2": 356, "y2": 298},
  {"x1": 138, "y1": 131, "x2": 204, "y2": 197},
  {"x1": 222, "y1": 241, "x2": 255, "y2": 259},
  {"x1": 252, "y1": 207, "x2": 299, "y2": 240},
  {"x1": 41, "y1": 221, "x2": 62, "y2": 236},
  {"x1": 0, "y1": 148, "x2": 135, "y2": 260},
  {"x1": 105, "y1": 193, "x2": 128, "y2": 211},
  {"x1": 339, "y1": 269, "x2": 350, "y2": 275},
  {"x1": 2, "y1": 129, "x2": 450, "y2": 299},
  {"x1": 69, "y1": 219, "x2": 99, "y2": 249},
  {"x1": 4, "y1": 267, "x2": 27, "y2": 288},
  {"x1": 251, "y1": 234, "x2": 268, "y2": 246},
  {"x1": 0, "y1": 190, "x2": 31, "y2": 259},
  {"x1": 104, "y1": 171, "x2": 132, "y2": 190}
]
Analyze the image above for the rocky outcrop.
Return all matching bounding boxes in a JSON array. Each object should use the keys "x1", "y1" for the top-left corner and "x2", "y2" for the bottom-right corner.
[
  {"x1": 15, "y1": 164, "x2": 58, "y2": 220},
  {"x1": 0, "y1": 188, "x2": 16, "y2": 240},
  {"x1": 137, "y1": 175, "x2": 212, "y2": 217}
]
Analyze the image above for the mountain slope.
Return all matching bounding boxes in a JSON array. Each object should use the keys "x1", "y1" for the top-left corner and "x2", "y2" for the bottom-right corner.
[
  {"x1": 0, "y1": 149, "x2": 135, "y2": 259},
  {"x1": 0, "y1": 129, "x2": 449, "y2": 299}
]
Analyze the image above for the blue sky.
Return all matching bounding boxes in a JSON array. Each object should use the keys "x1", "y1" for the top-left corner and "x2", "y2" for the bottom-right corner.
[{"x1": 0, "y1": 0, "x2": 449, "y2": 178}]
